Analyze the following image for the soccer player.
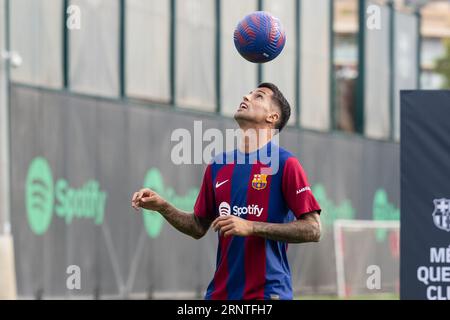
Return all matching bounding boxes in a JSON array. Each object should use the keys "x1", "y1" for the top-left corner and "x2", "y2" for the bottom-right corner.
[{"x1": 131, "y1": 83, "x2": 322, "y2": 300}]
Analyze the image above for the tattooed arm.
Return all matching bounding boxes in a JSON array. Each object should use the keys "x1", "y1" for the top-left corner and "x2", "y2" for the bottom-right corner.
[
  {"x1": 158, "y1": 202, "x2": 212, "y2": 239},
  {"x1": 212, "y1": 211, "x2": 321, "y2": 243},
  {"x1": 252, "y1": 212, "x2": 321, "y2": 243},
  {"x1": 131, "y1": 188, "x2": 212, "y2": 240}
]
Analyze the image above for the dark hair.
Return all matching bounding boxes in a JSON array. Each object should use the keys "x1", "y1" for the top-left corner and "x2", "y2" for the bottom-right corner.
[{"x1": 258, "y1": 82, "x2": 291, "y2": 132}]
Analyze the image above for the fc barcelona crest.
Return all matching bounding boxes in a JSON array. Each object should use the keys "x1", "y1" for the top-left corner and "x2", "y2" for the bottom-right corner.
[
  {"x1": 252, "y1": 174, "x2": 268, "y2": 190},
  {"x1": 432, "y1": 199, "x2": 450, "y2": 232}
]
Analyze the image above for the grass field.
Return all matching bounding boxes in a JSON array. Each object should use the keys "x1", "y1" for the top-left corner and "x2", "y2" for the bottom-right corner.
[{"x1": 296, "y1": 293, "x2": 399, "y2": 300}]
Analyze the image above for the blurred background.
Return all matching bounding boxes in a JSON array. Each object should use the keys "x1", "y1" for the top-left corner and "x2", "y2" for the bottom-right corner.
[{"x1": 0, "y1": 0, "x2": 449, "y2": 300}]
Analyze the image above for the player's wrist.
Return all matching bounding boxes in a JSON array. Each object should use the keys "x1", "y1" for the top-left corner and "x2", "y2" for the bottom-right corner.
[
  {"x1": 250, "y1": 221, "x2": 259, "y2": 236},
  {"x1": 158, "y1": 200, "x2": 170, "y2": 215}
]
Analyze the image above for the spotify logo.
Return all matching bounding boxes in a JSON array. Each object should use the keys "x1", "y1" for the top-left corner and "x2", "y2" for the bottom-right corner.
[
  {"x1": 25, "y1": 157, "x2": 108, "y2": 235},
  {"x1": 25, "y1": 157, "x2": 55, "y2": 235},
  {"x1": 218, "y1": 202, "x2": 231, "y2": 216}
]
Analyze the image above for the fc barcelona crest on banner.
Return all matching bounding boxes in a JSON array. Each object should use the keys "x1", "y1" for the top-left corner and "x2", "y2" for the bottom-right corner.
[
  {"x1": 432, "y1": 199, "x2": 450, "y2": 232},
  {"x1": 252, "y1": 174, "x2": 268, "y2": 190}
]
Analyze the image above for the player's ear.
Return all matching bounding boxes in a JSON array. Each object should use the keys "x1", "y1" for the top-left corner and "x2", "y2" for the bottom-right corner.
[{"x1": 266, "y1": 111, "x2": 280, "y2": 126}]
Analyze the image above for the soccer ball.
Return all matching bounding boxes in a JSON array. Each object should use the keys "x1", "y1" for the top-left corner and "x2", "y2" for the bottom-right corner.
[{"x1": 234, "y1": 11, "x2": 286, "y2": 64}]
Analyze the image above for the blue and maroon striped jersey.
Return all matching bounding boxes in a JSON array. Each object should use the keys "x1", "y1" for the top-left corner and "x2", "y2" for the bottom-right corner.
[{"x1": 194, "y1": 142, "x2": 321, "y2": 300}]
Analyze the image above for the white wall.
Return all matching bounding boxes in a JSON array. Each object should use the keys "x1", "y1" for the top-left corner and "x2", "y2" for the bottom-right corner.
[{"x1": 300, "y1": 0, "x2": 331, "y2": 131}]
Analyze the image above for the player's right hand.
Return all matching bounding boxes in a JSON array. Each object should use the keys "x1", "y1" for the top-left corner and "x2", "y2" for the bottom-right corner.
[{"x1": 131, "y1": 188, "x2": 166, "y2": 212}]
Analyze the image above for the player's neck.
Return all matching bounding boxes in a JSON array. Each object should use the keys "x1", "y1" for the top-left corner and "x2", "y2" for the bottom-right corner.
[{"x1": 238, "y1": 127, "x2": 274, "y2": 154}]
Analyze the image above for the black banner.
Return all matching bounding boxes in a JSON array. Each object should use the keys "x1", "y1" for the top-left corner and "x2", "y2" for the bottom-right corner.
[{"x1": 400, "y1": 90, "x2": 450, "y2": 300}]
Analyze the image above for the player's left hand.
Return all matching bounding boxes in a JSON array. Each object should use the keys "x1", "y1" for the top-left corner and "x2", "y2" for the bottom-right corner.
[{"x1": 212, "y1": 215, "x2": 253, "y2": 237}]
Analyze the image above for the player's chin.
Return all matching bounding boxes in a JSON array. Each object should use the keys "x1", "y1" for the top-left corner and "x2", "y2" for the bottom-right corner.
[{"x1": 234, "y1": 111, "x2": 252, "y2": 122}]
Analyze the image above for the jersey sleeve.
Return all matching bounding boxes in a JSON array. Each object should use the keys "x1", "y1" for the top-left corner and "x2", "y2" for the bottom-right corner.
[
  {"x1": 282, "y1": 157, "x2": 321, "y2": 219},
  {"x1": 194, "y1": 164, "x2": 216, "y2": 220}
]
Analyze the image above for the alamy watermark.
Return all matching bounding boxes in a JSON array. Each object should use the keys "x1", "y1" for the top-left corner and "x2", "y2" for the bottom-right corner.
[
  {"x1": 170, "y1": 122, "x2": 280, "y2": 175},
  {"x1": 366, "y1": 265, "x2": 381, "y2": 290},
  {"x1": 66, "y1": 5, "x2": 81, "y2": 30},
  {"x1": 66, "y1": 265, "x2": 81, "y2": 290},
  {"x1": 367, "y1": 4, "x2": 382, "y2": 30}
]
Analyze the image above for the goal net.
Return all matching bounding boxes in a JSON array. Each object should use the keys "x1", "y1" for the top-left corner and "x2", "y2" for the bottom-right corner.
[{"x1": 334, "y1": 220, "x2": 400, "y2": 298}]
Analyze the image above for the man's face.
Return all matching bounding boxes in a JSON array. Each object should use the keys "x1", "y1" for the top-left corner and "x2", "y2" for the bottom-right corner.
[{"x1": 234, "y1": 87, "x2": 278, "y2": 129}]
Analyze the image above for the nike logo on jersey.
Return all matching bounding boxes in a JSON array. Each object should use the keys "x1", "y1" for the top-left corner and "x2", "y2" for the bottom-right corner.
[{"x1": 215, "y1": 180, "x2": 229, "y2": 189}]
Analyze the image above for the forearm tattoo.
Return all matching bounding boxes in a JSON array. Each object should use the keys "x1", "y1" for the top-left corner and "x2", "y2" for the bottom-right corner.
[
  {"x1": 252, "y1": 212, "x2": 321, "y2": 243},
  {"x1": 159, "y1": 203, "x2": 211, "y2": 239}
]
